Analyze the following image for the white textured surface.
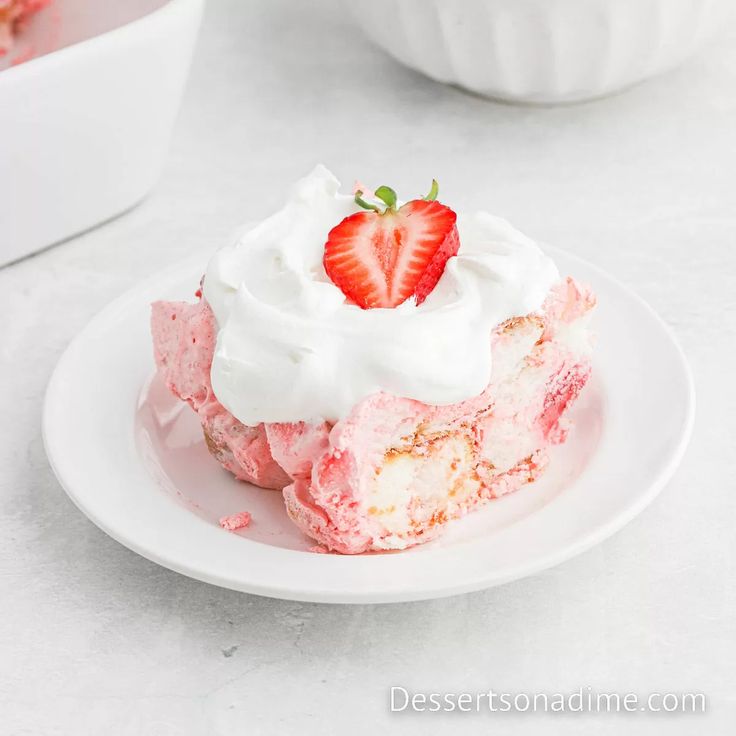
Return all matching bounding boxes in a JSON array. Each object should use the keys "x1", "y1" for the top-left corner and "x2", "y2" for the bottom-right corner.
[{"x1": 1, "y1": 0, "x2": 735, "y2": 733}]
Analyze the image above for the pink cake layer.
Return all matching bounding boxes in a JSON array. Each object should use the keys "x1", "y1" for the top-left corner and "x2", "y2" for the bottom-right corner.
[
  {"x1": 151, "y1": 298, "x2": 290, "y2": 490},
  {"x1": 151, "y1": 277, "x2": 595, "y2": 553}
]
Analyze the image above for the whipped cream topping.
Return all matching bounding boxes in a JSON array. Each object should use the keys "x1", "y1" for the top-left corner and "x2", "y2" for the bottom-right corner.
[{"x1": 203, "y1": 166, "x2": 559, "y2": 425}]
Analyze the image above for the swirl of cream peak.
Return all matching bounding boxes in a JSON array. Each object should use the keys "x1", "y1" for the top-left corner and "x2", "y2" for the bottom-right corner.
[{"x1": 203, "y1": 166, "x2": 559, "y2": 425}]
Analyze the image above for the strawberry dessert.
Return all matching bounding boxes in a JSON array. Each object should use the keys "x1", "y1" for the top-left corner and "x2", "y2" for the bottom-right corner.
[
  {"x1": 151, "y1": 166, "x2": 595, "y2": 554},
  {"x1": 0, "y1": 0, "x2": 49, "y2": 55}
]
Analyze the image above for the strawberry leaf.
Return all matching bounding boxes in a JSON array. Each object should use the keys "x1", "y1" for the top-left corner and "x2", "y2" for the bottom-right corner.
[{"x1": 374, "y1": 186, "x2": 397, "y2": 211}]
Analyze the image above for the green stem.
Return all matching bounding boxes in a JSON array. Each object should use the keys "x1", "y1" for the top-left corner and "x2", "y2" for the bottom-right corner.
[
  {"x1": 424, "y1": 179, "x2": 439, "y2": 202},
  {"x1": 354, "y1": 190, "x2": 381, "y2": 213}
]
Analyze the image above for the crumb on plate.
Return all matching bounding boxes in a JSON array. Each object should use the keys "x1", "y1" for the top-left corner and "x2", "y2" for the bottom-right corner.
[{"x1": 219, "y1": 512, "x2": 251, "y2": 531}]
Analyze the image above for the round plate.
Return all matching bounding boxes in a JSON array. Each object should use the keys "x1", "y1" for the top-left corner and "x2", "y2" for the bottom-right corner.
[{"x1": 43, "y1": 247, "x2": 695, "y2": 603}]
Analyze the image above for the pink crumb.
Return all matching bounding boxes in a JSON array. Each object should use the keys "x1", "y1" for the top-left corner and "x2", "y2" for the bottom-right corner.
[
  {"x1": 309, "y1": 545, "x2": 329, "y2": 554},
  {"x1": 218, "y1": 512, "x2": 252, "y2": 532}
]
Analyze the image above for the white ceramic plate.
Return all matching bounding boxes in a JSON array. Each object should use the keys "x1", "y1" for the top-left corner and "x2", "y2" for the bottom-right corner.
[{"x1": 43, "y1": 248, "x2": 694, "y2": 603}]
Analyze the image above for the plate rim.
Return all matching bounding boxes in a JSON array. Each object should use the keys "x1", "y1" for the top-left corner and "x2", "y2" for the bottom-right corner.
[{"x1": 42, "y1": 246, "x2": 696, "y2": 603}]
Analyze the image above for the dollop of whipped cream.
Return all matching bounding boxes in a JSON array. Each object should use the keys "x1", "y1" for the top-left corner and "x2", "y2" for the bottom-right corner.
[{"x1": 203, "y1": 166, "x2": 559, "y2": 425}]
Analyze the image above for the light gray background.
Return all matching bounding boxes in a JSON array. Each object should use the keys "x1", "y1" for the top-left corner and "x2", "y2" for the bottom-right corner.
[{"x1": 2, "y1": 1, "x2": 735, "y2": 734}]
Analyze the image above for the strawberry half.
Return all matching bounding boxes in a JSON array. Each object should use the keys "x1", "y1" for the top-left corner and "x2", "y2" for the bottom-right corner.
[{"x1": 323, "y1": 180, "x2": 459, "y2": 309}]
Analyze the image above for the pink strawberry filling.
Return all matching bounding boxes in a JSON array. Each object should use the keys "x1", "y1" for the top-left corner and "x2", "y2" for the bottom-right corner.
[
  {"x1": 0, "y1": 0, "x2": 49, "y2": 54},
  {"x1": 151, "y1": 277, "x2": 595, "y2": 554}
]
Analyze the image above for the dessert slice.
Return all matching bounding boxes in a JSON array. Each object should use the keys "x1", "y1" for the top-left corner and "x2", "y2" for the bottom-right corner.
[
  {"x1": 151, "y1": 276, "x2": 593, "y2": 553},
  {"x1": 150, "y1": 168, "x2": 595, "y2": 554}
]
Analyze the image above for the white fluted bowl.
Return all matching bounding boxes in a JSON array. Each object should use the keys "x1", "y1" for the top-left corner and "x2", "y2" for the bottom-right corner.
[{"x1": 346, "y1": 0, "x2": 736, "y2": 104}]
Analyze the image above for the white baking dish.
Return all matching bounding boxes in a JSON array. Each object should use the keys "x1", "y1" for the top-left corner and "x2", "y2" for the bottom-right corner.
[
  {"x1": 345, "y1": 0, "x2": 736, "y2": 104},
  {"x1": 0, "y1": 0, "x2": 204, "y2": 266}
]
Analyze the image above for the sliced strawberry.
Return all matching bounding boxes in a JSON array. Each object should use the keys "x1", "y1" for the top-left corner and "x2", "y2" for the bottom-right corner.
[{"x1": 323, "y1": 181, "x2": 459, "y2": 309}]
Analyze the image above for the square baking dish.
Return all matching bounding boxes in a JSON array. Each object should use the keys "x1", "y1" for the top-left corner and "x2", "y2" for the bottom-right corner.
[{"x1": 1, "y1": 0, "x2": 204, "y2": 266}]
